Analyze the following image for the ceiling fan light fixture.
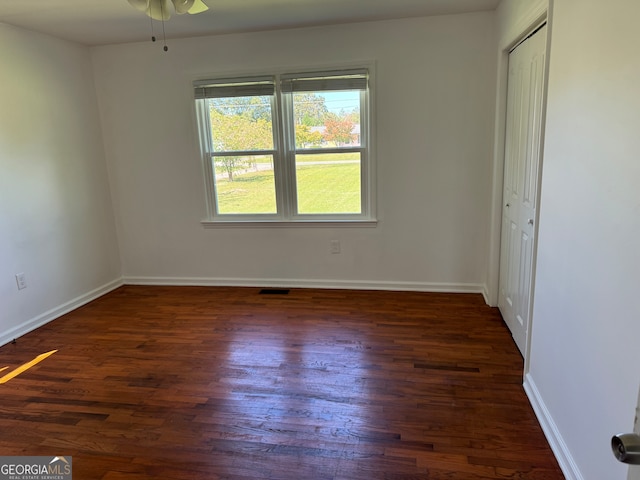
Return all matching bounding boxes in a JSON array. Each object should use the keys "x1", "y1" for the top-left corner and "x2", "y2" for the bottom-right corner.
[
  {"x1": 127, "y1": 0, "x2": 207, "y2": 17},
  {"x1": 147, "y1": 0, "x2": 171, "y2": 21},
  {"x1": 188, "y1": 0, "x2": 209, "y2": 14},
  {"x1": 171, "y1": 0, "x2": 196, "y2": 14}
]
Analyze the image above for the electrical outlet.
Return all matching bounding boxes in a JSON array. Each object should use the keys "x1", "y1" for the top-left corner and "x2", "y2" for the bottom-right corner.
[
  {"x1": 15, "y1": 273, "x2": 27, "y2": 290},
  {"x1": 330, "y1": 240, "x2": 341, "y2": 254}
]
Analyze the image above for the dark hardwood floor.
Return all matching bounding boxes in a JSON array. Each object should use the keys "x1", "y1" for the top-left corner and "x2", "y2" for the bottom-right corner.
[{"x1": 0, "y1": 286, "x2": 563, "y2": 479}]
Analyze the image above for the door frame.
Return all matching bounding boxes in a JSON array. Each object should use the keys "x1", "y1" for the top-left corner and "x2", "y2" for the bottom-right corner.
[{"x1": 486, "y1": 1, "x2": 552, "y2": 371}]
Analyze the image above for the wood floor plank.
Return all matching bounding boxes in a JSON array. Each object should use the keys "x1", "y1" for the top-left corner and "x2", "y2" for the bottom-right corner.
[{"x1": 0, "y1": 286, "x2": 563, "y2": 479}]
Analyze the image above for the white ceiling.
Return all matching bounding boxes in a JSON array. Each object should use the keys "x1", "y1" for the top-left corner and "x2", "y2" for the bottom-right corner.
[{"x1": 0, "y1": 0, "x2": 500, "y2": 47}]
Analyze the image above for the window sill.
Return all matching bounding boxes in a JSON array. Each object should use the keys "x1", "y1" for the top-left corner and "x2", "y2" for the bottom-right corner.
[{"x1": 201, "y1": 219, "x2": 377, "y2": 228}]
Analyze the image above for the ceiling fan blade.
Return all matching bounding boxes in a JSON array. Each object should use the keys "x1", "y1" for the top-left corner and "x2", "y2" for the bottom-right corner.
[
  {"x1": 147, "y1": 0, "x2": 172, "y2": 20},
  {"x1": 187, "y1": 0, "x2": 209, "y2": 14},
  {"x1": 127, "y1": 0, "x2": 150, "y2": 12},
  {"x1": 171, "y1": 0, "x2": 195, "y2": 14}
]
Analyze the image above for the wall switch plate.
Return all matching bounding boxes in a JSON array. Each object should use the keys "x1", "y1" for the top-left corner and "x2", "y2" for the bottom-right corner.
[
  {"x1": 330, "y1": 240, "x2": 341, "y2": 254},
  {"x1": 15, "y1": 273, "x2": 27, "y2": 290}
]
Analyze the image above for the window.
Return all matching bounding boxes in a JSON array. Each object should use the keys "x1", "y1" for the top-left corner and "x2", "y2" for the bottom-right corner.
[{"x1": 194, "y1": 68, "x2": 374, "y2": 224}]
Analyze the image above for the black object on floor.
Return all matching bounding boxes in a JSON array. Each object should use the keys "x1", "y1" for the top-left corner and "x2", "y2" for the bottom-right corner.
[{"x1": 259, "y1": 289, "x2": 290, "y2": 295}]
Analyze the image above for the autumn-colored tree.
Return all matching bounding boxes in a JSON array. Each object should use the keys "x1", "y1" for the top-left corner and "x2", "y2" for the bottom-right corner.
[
  {"x1": 323, "y1": 116, "x2": 356, "y2": 146},
  {"x1": 295, "y1": 124, "x2": 324, "y2": 148}
]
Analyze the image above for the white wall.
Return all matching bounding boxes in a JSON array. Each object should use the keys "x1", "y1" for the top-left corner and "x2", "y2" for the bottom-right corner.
[
  {"x1": 0, "y1": 24, "x2": 122, "y2": 346},
  {"x1": 525, "y1": 0, "x2": 640, "y2": 479},
  {"x1": 91, "y1": 13, "x2": 497, "y2": 292}
]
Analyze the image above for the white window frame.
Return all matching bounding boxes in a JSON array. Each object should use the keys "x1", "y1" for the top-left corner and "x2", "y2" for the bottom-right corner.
[{"x1": 194, "y1": 65, "x2": 376, "y2": 227}]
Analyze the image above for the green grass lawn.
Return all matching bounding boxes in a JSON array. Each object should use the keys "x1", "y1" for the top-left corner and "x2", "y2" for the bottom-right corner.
[
  {"x1": 296, "y1": 163, "x2": 361, "y2": 214},
  {"x1": 215, "y1": 162, "x2": 361, "y2": 214}
]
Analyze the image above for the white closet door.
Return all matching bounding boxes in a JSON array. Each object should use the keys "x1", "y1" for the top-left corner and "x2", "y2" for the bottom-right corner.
[{"x1": 498, "y1": 24, "x2": 547, "y2": 356}]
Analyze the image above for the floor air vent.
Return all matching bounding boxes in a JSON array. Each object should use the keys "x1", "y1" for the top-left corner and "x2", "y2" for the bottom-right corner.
[{"x1": 259, "y1": 288, "x2": 290, "y2": 295}]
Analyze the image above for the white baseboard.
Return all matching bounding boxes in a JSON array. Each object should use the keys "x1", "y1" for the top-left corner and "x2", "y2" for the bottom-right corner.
[
  {"x1": 123, "y1": 276, "x2": 486, "y2": 295},
  {"x1": 482, "y1": 284, "x2": 491, "y2": 305},
  {"x1": 0, "y1": 277, "x2": 124, "y2": 348},
  {"x1": 524, "y1": 373, "x2": 584, "y2": 480}
]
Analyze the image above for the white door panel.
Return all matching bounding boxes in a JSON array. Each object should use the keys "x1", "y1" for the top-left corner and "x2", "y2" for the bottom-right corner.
[{"x1": 498, "y1": 24, "x2": 547, "y2": 356}]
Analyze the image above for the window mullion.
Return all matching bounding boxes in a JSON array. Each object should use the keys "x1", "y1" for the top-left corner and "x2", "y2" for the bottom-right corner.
[
  {"x1": 360, "y1": 89, "x2": 369, "y2": 217},
  {"x1": 271, "y1": 80, "x2": 284, "y2": 219},
  {"x1": 278, "y1": 85, "x2": 298, "y2": 219}
]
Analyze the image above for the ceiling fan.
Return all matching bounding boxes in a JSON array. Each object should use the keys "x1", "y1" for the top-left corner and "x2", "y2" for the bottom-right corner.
[
  {"x1": 127, "y1": 0, "x2": 209, "y2": 21},
  {"x1": 127, "y1": 0, "x2": 209, "y2": 51}
]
